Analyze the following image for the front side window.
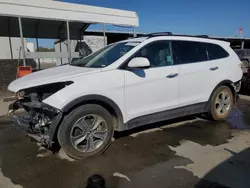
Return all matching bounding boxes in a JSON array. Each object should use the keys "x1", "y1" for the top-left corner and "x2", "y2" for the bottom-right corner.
[
  {"x1": 172, "y1": 41, "x2": 208, "y2": 65},
  {"x1": 204, "y1": 43, "x2": 229, "y2": 60},
  {"x1": 71, "y1": 42, "x2": 140, "y2": 68},
  {"x1": 133, "y1": 41, "x2": 173, "y2": 67}
]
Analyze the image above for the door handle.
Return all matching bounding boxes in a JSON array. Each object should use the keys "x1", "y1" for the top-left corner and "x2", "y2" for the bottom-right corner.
[
  {"x1": 166, "y1": 73, "x2": 178, "y2": 79},
  {"x1": 210, "y1": 67, "x2": 218, "y2": 71}
]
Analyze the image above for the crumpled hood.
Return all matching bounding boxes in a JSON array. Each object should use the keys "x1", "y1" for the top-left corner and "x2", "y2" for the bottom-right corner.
[{"x1": 8, "y1": 65, "x2": 101, "y2": 92}]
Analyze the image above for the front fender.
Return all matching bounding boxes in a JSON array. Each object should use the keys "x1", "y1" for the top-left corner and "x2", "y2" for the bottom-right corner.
[
  {"x1": 62, "y1": 94, "x2": 123, "y2": 121},
  {"x1": 43, "y1": 70, "x2": 126, "y2": 121}
]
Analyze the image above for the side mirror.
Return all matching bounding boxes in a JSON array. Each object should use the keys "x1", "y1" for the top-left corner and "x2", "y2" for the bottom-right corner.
[{"x1": 128, "y1": 57, "x2": 150, "y2": 69}]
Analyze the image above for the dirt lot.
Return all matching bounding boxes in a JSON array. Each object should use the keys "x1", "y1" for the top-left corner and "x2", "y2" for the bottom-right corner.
[{"x1": 0, "y1": 98, "x2": 250, "y2": 188}]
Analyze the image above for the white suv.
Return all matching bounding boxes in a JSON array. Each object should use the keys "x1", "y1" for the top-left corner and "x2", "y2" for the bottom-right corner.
[{"x1": 8, "y1": 33, "x2": 243, "y2": 159}]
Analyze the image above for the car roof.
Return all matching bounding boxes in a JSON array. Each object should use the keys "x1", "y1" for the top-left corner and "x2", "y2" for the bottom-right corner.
[
  {"x1": 122, "y1": 37, "x2": 148, "y2": 43},
  {"x1": 117, "y1": 35, "x2": 230, "y2": 47},
  {"x1": 148, "y1": 36, "x2": 229, "y2": 46}
]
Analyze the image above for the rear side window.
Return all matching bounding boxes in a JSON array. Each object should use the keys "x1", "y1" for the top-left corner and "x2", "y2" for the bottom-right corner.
[
  {"x1": 172, "y1": 41, "x2": 208, "y2": 64},
  {"x1": 204, "y1": 43, "x2": 229, "y2": 60}
]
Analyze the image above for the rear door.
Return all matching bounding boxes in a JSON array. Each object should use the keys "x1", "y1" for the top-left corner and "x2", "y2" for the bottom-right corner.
[
  {"x1": 172, "y1": 40, "x2": 213, "y2": 107},
  {"x1": 203, "y1": 42, "x2": 231, "y2": 89}
]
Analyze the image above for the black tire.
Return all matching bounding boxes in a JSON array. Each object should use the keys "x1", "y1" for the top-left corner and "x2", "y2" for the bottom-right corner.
[
  {"x1": 208, "y1": 86, "x2": 234, "y2": 121},
  {"x1": 57, "y1": 104, "x2": 114, "y2": 160}
]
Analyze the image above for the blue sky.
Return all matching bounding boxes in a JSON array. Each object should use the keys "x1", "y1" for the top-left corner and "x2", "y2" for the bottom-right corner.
[
  {"x1": 35, "y1": 0, "x2": 250, "y2": 48},
  {"x1": 65, "y1": 0, "x2": 250, "y2": 36}
]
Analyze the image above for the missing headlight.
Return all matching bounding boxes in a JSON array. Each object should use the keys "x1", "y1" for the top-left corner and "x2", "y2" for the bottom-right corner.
[{"x1": 18, "y1": 81, "x2": 74, "y2": 101}]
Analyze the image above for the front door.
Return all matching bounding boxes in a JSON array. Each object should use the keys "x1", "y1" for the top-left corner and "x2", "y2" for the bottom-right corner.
[{"x1": 124, "y1": 40, "x2": 179, "y2": 122}]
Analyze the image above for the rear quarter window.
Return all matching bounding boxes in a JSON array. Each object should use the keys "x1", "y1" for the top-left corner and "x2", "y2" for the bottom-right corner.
[{"x1": 204, "y1": 43, "x2": 229, "y2": 60}]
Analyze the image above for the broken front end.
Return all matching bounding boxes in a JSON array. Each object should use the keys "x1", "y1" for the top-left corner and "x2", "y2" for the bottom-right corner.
[{"x1": 8, "y1": 82, "x2": 71, "y2": 148}]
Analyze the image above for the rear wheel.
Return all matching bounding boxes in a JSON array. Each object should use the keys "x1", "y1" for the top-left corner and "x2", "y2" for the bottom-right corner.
[
  {"x1": 209, "y1": 86, "x2": 233, "y2": 121},
  {"x1": 57, "y1": 104, "x2": 114, "y2": 159}
]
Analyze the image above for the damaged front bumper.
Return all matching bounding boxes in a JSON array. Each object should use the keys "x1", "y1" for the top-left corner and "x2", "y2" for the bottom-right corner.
[{"x1": 8, "y1": 100, "x2": 63, "y2": 149}]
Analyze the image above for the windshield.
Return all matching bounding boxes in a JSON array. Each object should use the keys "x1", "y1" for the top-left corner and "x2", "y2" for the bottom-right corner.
[{"x1": 71, "y1": 41, "x2": 140, "y2": 68}]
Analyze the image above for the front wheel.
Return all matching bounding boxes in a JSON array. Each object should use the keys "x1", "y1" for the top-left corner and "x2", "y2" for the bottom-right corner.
[
  {"x1": 57, "y1": 104, "x2": 114, "y2": 160},
  {"x1": 209, "y1": 86, "x2": 234, "y2": 121}
]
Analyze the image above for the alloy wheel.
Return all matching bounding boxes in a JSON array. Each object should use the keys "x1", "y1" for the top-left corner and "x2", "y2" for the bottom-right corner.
[
  {"x1": 70, "y1": 114, "x2": 108, "y2": 153},
  {"x1": 214, "y1": 90, "x2": 232, "y2": 117}
]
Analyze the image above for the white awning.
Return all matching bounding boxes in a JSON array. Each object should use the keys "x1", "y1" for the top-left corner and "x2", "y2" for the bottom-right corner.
[{"x1": 0, "y1": 0, "x2": 139, "y2": 27}]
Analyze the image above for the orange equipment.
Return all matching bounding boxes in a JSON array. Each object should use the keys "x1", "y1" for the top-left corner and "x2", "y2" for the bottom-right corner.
[{"x1": 17, "y1": 66, "x2": 32, "y2": 78}]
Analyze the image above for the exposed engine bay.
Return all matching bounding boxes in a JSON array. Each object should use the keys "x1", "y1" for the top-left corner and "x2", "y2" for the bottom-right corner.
[{"x1": 9, "y1": 82, "x2": 72, "y2": 148}]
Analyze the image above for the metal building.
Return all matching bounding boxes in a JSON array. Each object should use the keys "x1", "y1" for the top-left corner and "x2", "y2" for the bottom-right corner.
[
  {"x1": 0, "y1": 0, "x2": 139, "y2": 94},
  {"x1": 0, "y1": 0, "x2": 139, "y2": 65}
]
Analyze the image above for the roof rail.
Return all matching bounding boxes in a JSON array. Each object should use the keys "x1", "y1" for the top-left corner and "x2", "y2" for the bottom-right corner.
[
  {"x1": 139, "y1": 32, "x2": 173, "y2": 38},
  {"x1": 194, "y1": 35, "x2": 209, "y2": 38},
  {"x1": 149, "y1": 32, "x2": 173, "y2": 36},
  {"x1": 172, "y1": 34, "x2": 209, "y2": 38},
  {"x1": 136, "y1": 32, "x2": 209, "y2": 39}
]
